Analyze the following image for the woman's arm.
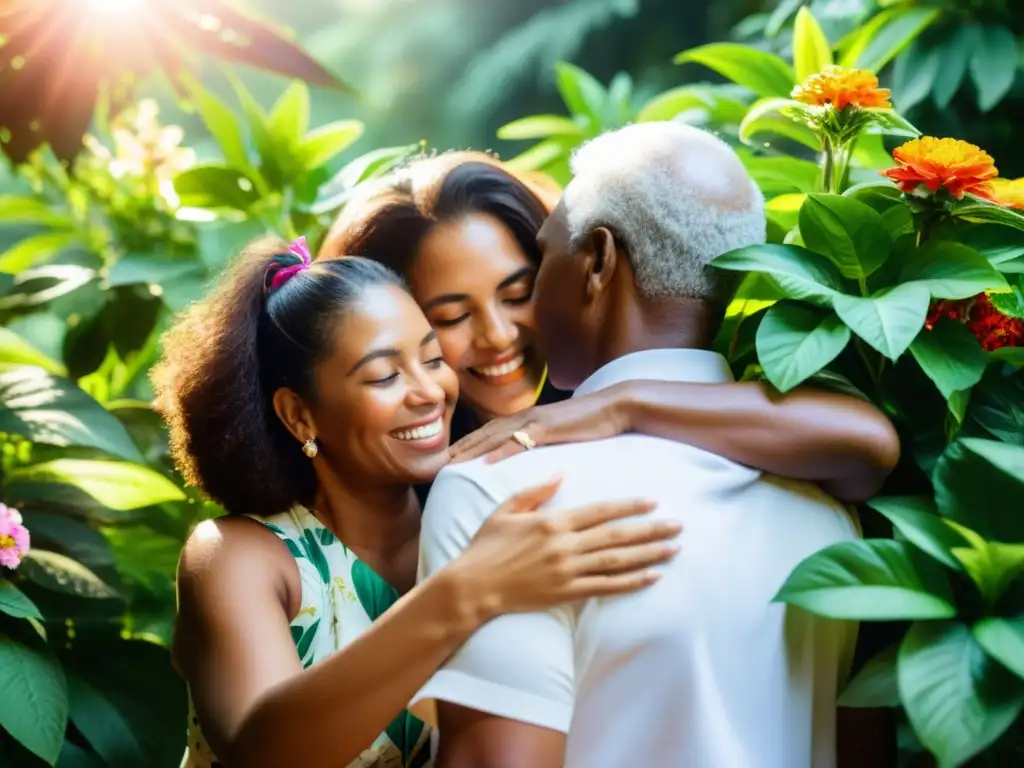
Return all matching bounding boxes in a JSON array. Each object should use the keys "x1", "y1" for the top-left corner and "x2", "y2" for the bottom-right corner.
[
  {"x1": 177, "y1": 480, "x2": 680, "y2": 768},
  {"x1": 449, "y1": 380, "x2": 900, "y2": 502}
]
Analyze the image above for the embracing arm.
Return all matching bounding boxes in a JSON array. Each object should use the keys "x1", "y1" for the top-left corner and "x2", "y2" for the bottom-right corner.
[
  {"x1": 450, "y1": 379, "x2": 900, "y2": 503},
  {"x1": 618, "y1": 379, "x2": 900, "y2": 502},
  {"x1": 175, "y1": 517, "x2": 484, "y2": 768}
]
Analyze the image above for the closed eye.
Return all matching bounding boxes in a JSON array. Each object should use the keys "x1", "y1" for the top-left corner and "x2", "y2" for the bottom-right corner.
[
  {"x1": 367, "y1": 373, "x2": 399, "y2": 386},
  {"x1": 425, "y1": 356, "x2": 445, "y2": 368},
  {"x1": 433, "y1": 314, "x2": 469, "y2": 327}
]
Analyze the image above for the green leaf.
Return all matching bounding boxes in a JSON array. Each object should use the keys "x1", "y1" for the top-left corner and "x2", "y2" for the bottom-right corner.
[
  {"x1": 956, "y1": 225, "x2": 1024, "y2": 266},
  {"x1": 839, "y1": 644, "x2": 899, "y2": 708},
  {"x1": 352, "y1": 558, "x2": 399, "y2": 621},
  {"x1": 833, "y1": 283, "x2": 930, "y2": 360},
  {"x1": 0, "y1": 636, "x2": 68, "y2": 765},
  {"x1": 861, "y1": 108, "x2": 921, "y2": 139},
  {"x1": 949, "y1": 529, "x2": 1024, "y2": 607},
  {"x1": 107, "y1": 254, "x2": 205, "y2": 288},
  {"x1": 799, "y1": 193, "x2": 892, "y2": 279},
  {"x1": 932, "y1": 26, "x2": 977, "y2": 109},
  {"x1": 172, "y1": 164, "x2": 262, "y2": 212},
  {"x1": 316, "y1": 527, "x2": 337, "y2": 546},
  {"x1": 0, "y1": 329, "x2": 65, "y2": 374},
  {"x1": 867, "y1": 496, "x2": 967, "y2": 571},
  {"x1": 0, "y1": 232, "x2": 81, "y2": 274},
  {"x1": 553, "y1": 62, "x2": 607, "y2": 126},
  {"x1": 755, "y1": 302, "x2": 850, "y2": 392},
  {"x1": 309, "y1": 144, "x2": 420, "y2": 215},
  {"x1": 955, "y1": 201, "x2": 1024, "y2": 232},
  {"x1": 961, "y1": 437, "x2": 1024, "y2": 481},
  {"x1": 300, "y1": 529, "x2": 331, "y2": 584},
  {"x1": 268, "y1": 81, "x2": 311, "y2": 151},
  {"x1": 974, "y1": 617, "x2": 1024, "y2": 680},
  {"x1": 969, "y1": 25, "x2": 1019, "y2": 112},
  {"x1": 497, "y1": 115, "x2": 585, "y2": 140},
  {"x1": 8, "y1": 459, "x2": 185, "y2": 511},
  {"x1": 909, "y1": 320, "x2": 988, "y2": 400},
  {"x1": 503, "y1": 140, "x2": 569, "y2": 174},
  {"x1": 712, "y1": 243, "x2": 844, "y2": 307},
  {"x1": 0, "y1": 197, "x2": 72, "y2": 228},
  {"x1": 792, "y1": 7, "x2": 833, "y2": 83},
  {"x1": 293, "y1": 618, "x2": 321, "y2": 663},
  {"x1": 934, "y1": 439, "x2": 1024, "y2": 543},
  {"x1": 20, "y1": 550, "x2": 119, "y2": 599},
  {"x1": 899, "y1": 241, "x2": 1008, "y2": 300},
  {"x1": 843, "y1": 181, "x2": 905, "y2": 211},
  {"x1": 892, "y1": 37, "x2": 940, "y2": 112},
  {"x1": 738, "y1": 97, "x2": 819, "y2": 150},
  {"x1": 0, "y1": 580, "x2": 42, "y2": 619},
  {"x1": 180, "y1": 73, "x2": 251, "y2": 171},
  {"x1": 68, "y1": 674, "x2": 145, "y2": 766},
  {"x1": 774, "y1": 539, "x2": 956, "y2": 620},
  {"x1": 965, "y1": 367, "x2": 1024, "y2": 445},
  {"x1": 296, "y1": 120, "x2": 364, "y2": 171},
  {"x1": 674, "y1": 43, "x2": 797, "y2": 99},
  {"x1": 849, "y1": 6, "x2": 941, "y2": 73},
  {"x1": 0, "y1": 368, "x2": 143, "y2": 462},
  {"x1": 898, "y1": 621, "x2": 1024, "y2": 768},
  {"x1": 634, "y1": 87, "x2": 714, "y2": 123},
  {"x1": 742, "y1": 156, "x2": 820, "y2": 197},
  {"x1": 385, "y1": 709, "x2": 426, "y2": 767}
]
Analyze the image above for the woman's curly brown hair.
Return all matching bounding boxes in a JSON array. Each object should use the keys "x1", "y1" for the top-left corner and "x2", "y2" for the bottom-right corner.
[{"x1": 151, "y1": 236, "x2": 405, "y2": 517}]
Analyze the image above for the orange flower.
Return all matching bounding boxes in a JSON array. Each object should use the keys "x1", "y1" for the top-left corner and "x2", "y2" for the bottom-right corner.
[
  {"x1": 791, "y1": 66, "x2": 892, "y2": 110},
  {"x1": 982, "y1": 178, "x2": 1024, "y2": 210},
  {"x1": 880, "y1": 137, "x2": 998, "y2": 199}
]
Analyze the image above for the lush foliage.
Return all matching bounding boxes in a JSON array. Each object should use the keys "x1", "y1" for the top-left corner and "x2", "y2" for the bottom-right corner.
[{"x1": 0, "y1": 1, "x2": 1021, "y2": 766}]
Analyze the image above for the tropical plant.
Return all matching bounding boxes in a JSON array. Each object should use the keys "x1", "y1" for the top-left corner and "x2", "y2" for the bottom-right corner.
[
  {"x1": 655, "y1": 8, "x2": 1024, "y2": 766},
  {"x1": 0, "y1": 0, "x2": 350, "y2": 164}
]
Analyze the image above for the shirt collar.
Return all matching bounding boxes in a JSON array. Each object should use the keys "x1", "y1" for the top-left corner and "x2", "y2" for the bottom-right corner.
[{"x1": 572, "y1": 348, "x2": 735, "y2": 398}]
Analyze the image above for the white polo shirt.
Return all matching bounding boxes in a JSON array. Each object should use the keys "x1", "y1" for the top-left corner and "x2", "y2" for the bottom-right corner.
[{"x1": 414, "y1": 349, "x2": 860, "y2": 768}]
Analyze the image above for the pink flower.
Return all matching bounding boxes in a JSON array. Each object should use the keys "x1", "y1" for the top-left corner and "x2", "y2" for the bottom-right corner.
[{"x1": 0, "y1": 503, "x2": 30, "y2": 569}]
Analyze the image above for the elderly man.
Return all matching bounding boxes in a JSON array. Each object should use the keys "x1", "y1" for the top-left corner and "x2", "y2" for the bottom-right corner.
[{"x1": 412, "y1": 122, "x2": 867, "y2": 767}]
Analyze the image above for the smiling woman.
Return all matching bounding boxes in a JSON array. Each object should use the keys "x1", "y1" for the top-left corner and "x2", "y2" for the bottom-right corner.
[{"x1": 150, "y1": 234, "x2": 681, "y2": 767}]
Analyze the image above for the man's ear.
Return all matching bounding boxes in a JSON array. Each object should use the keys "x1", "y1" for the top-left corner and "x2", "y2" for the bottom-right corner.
[
  {"x1": 272, "y1": 387, "x2": 316, "y2": 445},
  {"x1": 585, "y1": 226, "x2": 619, "y2": 300}
]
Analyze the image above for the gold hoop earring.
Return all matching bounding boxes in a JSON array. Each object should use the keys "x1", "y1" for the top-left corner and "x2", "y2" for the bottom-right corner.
[{"x1": 302, "y1": 438, "x2": 318, "y2": 458}]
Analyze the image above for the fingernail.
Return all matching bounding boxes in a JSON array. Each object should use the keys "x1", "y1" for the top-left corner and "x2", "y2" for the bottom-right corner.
[
  {"x1": 645, "y1": 571, "x2": 662, "y2": 582},
  {"x1": 667, "y1": 522, "x2": 683, "y2": 532},
  {"x1": 667, "y1": 544, "x2": 681, "y2": 555}
]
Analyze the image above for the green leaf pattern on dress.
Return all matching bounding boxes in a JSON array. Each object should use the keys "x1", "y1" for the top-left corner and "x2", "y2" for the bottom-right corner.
[{"x1": 257, "y1": 506, "x2": 431, "y2": 768}]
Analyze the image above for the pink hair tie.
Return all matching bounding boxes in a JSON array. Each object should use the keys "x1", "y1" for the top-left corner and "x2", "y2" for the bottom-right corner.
[{"x1": 263, "y1": 236, "x2": 312, "y2": 296}]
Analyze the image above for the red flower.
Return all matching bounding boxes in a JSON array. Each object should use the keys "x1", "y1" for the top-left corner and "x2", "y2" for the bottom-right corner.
[
  {"x1": 925, "y1": 300, "x2": 967, "y2": 330},
  {"x1": 966, "y1": 294, "x2": 1024, "y2": 351}
]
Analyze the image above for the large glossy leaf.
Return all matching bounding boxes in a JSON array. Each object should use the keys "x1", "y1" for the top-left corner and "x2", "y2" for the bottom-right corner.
[
  {"x1": 909, "y1": 320, "x2": 988, "y2": 400},
  {"x1": 792, "y1": 7, "x2": 833, "y2": 83},
  {"x1": 497, "y1": 115, "x2": 585, "y2": 140},
  {"x1": 0, "y1": 580, "x2": 42, "y2": 619},
  {"x1": 948, "y1": 527, "x2": 1024, "y2": 608},
  {"x1": 173, "y1": 163, "x2": 263, "y2": 213},
  {"x1": 974, "y1": 617, "x2": 1024, "y2": 680},
  {"x1": 0, "y1": 232, "x2": 82, "y2": 274},
  {"x1": 68, "y1": 673, "x2": 145, "y2": 767},
  {"x1": 0, "y1": 367, "x2": 143, "y2": 462},
  {"x1": 742, "y1": 156, "x2": 819, "y2": 197},
  {"x1": 737, "y1": 97, "x2": 819, "y2": 150},
  {"x1": 296, "y1": 120, "x2": 363, "y2": 172},
  {"x1": 106, "y1": 254, "x2": 206, "y2": 289},
  {"x1": 931, "y1": 26, "x2": 977, "y2": 110},
  {"x1": 634, "y1": 87, "x2": 714, "y2": 124},
  {"x1": 0, "y1": 636, "x2": 68, "y2": 765},
  {"x1": 799, "y1": 194, "x2": 892, "y2": 279},
  {"x1": 964, "y1": 368, "x2": 1024, "y2": 446},
  {"x1": 0, "y1": 329, "x2": 66, "y2": 375},
  {"x1": 867, "y1": 496, "x2": 967, "y2": 571},
  {"x1": 755, "y1": 302, "x2": 849, "y2": 392},
  {"x1": 774, "y1": 539, "x2": 956, "y2": 620},
  {"x1": 8, "y1": 459, "x2": 185, "y2": 511},
  {"x1": 891, "y1": 37, "x2": 940, "y2": 113},
  {"x1": 899, "y1": 621, "x2": 1024, "y2": 768},
  {"x1": 180, "y1": 72, "x2": 251, "y2": 171},
  {"x1": 845, "y1": 6, "x2": 941, "y2": 73},
  {"x1": 839, "y1": 644, "x2": 899, "y2": 708},
  {"x1": 0, "y1": 197, "x2": 73, "y2": 228},
  {"x1": 969, "y1": 25, "x2": 1019, "y2": 112},
  {"x1": 20, "y1": 550, "x2": 119, "y2": 600},
  {"x1": 955, "y1": 225, "x2": 1024, "y2": 267},
  {"x1": 954, "y1": 202, "x2": 1024, "y2": 232},
  {"x1": 833, "y1": 283, "x2": 930, "y2": 360},
  {"x1": 309, "y1": 144, "x2": 421, "y2": 216},
  {"x1": 899, "y1": 242, "x2": 1008, "y2": 299},
  {"x1": 554, "y1": 62, "x2": 607, "y2": 126},
  {"x1": 712, "y1": 244, "x2": 844, "y2": 307},
  {"x1": 934, "y1": 439, "x2": 1024, "y2": 542},
  {"x1": 674, "y1": 44, "x2": 796, "y2": 99}
]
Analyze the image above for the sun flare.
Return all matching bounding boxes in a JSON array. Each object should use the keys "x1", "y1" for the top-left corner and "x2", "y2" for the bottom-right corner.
[{"x1": 86, "y1": 0, "x2": 147, "y2": 15}]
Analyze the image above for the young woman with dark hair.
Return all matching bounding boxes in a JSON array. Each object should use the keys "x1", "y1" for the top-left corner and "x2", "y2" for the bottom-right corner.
[
  {"x1": 155, "y1": 237, "x2": 682, "y2": 768},
  {"x1": 320, "y1": 153, "x2": 900, "y2": 503}
]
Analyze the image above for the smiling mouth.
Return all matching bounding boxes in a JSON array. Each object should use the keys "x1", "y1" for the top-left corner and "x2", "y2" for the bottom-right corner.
[
  {"x1": 390, "y1": 417, "x2": 444, "y2": 442},
  {"x1": 469, "y1": 352, "x2": 528, "y2": 384}
]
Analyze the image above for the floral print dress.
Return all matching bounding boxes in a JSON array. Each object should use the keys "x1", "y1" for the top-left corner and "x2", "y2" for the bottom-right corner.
[{"x1": 181, "y1": 506, "x2": 435, "y2": 768}]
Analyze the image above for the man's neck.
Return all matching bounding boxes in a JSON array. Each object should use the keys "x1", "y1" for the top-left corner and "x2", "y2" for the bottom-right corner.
[{"x1": 592, "y1": 297, "x2": 714, "y2": 373}]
